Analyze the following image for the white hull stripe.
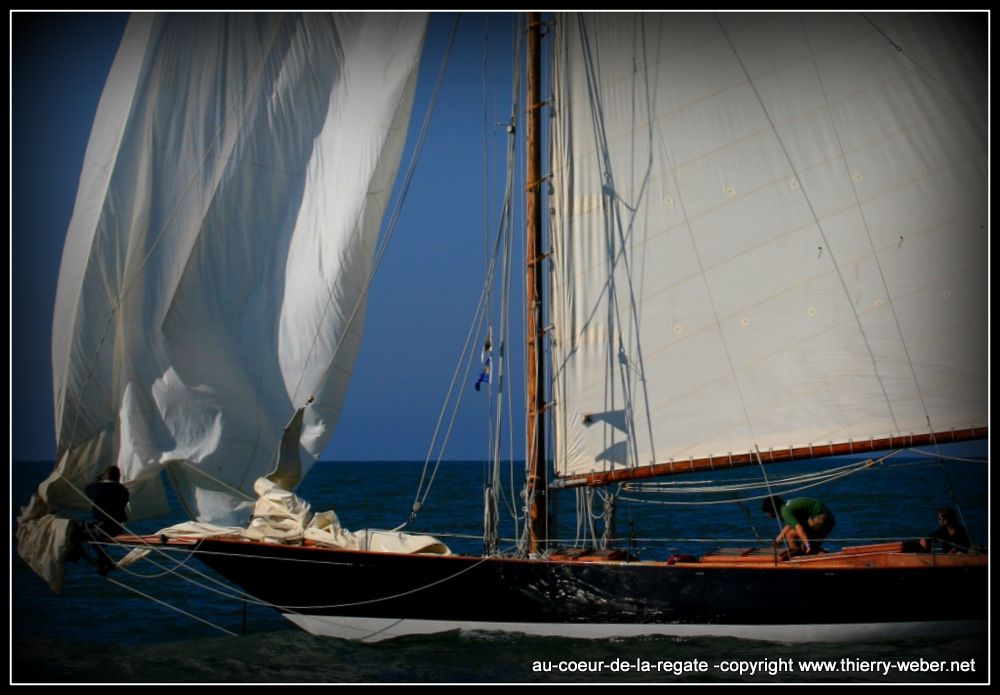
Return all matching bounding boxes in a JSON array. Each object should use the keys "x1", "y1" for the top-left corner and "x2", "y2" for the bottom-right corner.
[{"x1": 282, "y1": 614, "x2": 985, "y2": 644}]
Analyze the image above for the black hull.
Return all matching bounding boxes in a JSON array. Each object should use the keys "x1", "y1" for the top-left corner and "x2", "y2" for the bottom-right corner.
[{"x1": 189, "y1": 539, "x2": 987, "y2": 640}]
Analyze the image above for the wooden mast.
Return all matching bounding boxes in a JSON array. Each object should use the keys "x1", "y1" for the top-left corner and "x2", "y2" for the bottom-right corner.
[{"x1": 525, "y1": 12, "x2": 547, "y2": 554}]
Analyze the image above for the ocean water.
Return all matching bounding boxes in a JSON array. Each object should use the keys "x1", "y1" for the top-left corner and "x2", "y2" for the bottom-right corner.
[{"x1": 11, "y1": 450, "x2": 989, "y2": 684}]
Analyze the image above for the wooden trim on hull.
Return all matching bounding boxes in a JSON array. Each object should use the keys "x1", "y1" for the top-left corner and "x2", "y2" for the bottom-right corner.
[
  {"x1": 552, "y1": 427, "x2": 988, "y2": 489},
  {"x1": 117, "y1": 535, "x2": 985, "y2": 570}
]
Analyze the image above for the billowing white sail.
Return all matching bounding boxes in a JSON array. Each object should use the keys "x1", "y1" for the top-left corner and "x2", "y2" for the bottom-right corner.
[
  {"x1": 19, "y1": 12, "x2": 427, "y2": 589},
  {"x1": 550, "y1": 13, "x2": 986, "y2": 480}
]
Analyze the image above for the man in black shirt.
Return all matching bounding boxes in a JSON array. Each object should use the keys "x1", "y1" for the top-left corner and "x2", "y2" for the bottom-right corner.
[
  {"x1": 919, "y1": 506, "x2": 972, "y2": 554},
  {"x1": 85, "y1": 465, "x2": 130, "y2": 574}
]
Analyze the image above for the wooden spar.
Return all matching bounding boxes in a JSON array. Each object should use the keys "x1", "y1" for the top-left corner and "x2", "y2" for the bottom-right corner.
[
  {"x1": 550, "y1": 426, "x2": 988, "y2": 489},
  {"x1": 525, "y1": 12, "x2": 547, "y2": 554}
]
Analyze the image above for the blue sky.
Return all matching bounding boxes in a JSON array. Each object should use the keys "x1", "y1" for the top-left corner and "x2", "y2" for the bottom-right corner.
[{"x1": 11, "y1": 12, "x2": 526, "y2": 463}]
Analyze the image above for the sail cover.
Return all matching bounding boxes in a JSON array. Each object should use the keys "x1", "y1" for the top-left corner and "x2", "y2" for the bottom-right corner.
[
  {"x1": 550, "y1": 13, "x2": 986, "y2": 480},
  {"x1": 19, "y1": 12, "x2": 427, "y2": 589}
]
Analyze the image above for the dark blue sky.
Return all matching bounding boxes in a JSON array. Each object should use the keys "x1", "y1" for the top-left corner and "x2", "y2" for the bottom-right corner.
[{"x1": 11, "y1": 12, "x2": 526, "y2": 462}]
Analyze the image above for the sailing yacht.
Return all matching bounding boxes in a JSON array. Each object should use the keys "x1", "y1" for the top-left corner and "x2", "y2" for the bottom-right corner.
[{"x1": 18, "y1": 12, "x2": 987, "y2": 643}]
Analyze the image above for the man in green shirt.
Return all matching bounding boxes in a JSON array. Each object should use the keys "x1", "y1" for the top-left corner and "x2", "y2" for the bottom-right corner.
[{"x1": 761, "y1": 496, "x2": 835, "y2": 557}]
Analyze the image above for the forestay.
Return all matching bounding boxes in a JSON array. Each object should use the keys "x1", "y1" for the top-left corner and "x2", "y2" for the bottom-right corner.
[{"x1": 549, "y1": 13, "x2": 986, "y2": 481}]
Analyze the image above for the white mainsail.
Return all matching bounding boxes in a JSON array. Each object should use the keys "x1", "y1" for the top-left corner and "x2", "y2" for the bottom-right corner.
[
  {"x1": 550, "y1": 13, "x2": 986, "y2": 480},
  {"x1": 19, "y1": 12, "x2": 427, "y2": 589}
]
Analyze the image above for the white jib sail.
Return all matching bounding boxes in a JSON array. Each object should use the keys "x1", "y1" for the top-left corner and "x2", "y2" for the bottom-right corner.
[{"x1": 20, "y1": 12, "x2": 427, "y2": 590}]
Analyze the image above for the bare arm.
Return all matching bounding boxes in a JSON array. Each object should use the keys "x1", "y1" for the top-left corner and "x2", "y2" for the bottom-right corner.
[
  {"x1": 774, "y1": 525, "x2": 792, "y2": 544},
  {"x1": 793, "y1": 524, "x2": 811, "y2": 553}
]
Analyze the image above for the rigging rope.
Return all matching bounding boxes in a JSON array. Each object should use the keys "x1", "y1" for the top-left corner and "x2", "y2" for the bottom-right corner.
[
  {"x1": 406, "y1": 239, "x2": 500, "y2": 525},
  {"x1": 483, "y1": 14, "x2": 526, "y2": 555},
  {"x1": 799, "y1": 15, "x2": 987, "y2": 542},
  {"x1": 908, "y1": 449, "x2": 986, "y2": 464},
  {"x1": 574, "y1": 15, "x2": 654, "y2": 472},
  {"x1": 624, "y1": 455, "x2": 886, "y2": 496},
  {"x1": 180, "y1": 543, "x2": 519, "y2": 612},
  {"x1": 859, "y1": 13, "x2": 987, "y2": 133},
  {"x1": 105, "y1": 576, "x2": 239, "y2": 637},
  {"x1": 798, "y1": 15, "x2": 936, "y2": 453},
  {"x1": 618, "y1": 463, "x2": 871, "y2": 506},
  {"x1": 717, "y1": 14, "x2": 962, "y2": 448},
  {"x1": 408, "y1": 15, "x2": 526, "y2": 542},
  {"x1": 497, "y1": 17, "x2": 528, "y2": 546},
  {"x1": 96, "y1": 534, "x2": 523, "y2": 636},
  {"x1": 174, "y1": 459, "x2": 256, "y2": 501}
]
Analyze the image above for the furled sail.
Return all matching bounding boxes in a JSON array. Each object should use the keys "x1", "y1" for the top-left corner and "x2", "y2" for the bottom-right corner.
[
  {"x1": 19, "y1": 12, "x2": 427, "y2": 590},
  {"x1": 549, "y1": 13, "x2": 986, "y2": 483}
]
